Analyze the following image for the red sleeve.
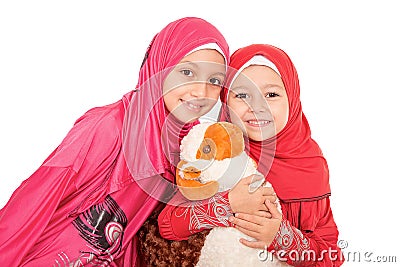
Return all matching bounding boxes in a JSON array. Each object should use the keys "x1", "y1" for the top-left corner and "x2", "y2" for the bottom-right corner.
[
  {"x1": 267, "y1": 197, "x2": 344, "y2": 266},
  {"x1": 158, "y1": 190, "x2": 234, "y2": 240}
]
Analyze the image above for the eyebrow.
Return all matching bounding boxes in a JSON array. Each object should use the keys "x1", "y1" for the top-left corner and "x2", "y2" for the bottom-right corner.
[
  {"x1": 230, "y1": 86, "x2": 247, "y2": 92},
  {"x1": 179, "y1": 61, "x2": 199, "y2": 69},
  {"x1": 261, "y1": 83, "x2": 285, "y2": 91},
  {"x1": 214, "y1": 72, "x2": 226, "y2": 79},
  {"x1": 230, "y1": 83, "x2": 284, "y2": 93}
]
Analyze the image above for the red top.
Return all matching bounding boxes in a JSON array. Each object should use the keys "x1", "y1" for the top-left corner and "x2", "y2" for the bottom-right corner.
[{"x1": 158, "y1": 44, "x2": 344, "y2": 266}]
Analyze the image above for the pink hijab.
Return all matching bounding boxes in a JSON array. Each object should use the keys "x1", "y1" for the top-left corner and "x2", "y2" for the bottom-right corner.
[{"x1": 121, "y1": 17, "x2": 229, "y2": 199}]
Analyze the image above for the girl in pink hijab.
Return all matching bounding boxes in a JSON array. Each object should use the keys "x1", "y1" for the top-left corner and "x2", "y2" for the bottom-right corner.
[{"x1": 0, "y1": 17, "x2": 229, "y2": 266}]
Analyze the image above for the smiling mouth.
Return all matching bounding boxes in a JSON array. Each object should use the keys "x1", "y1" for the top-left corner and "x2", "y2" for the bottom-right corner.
[
  {"x1": 246, "y1": 120, "x2": 272, "y2": 127},
  {"x1": 180, "y1": 99, "x2": 206, "y2": 112}
]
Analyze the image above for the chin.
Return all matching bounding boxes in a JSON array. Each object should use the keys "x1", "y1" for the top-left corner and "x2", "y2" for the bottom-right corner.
[
  {"x1": 248, "y1": 131, "x2": 274, "y2": 142},
  {"x1": 245, "y1": 130, "x2": 264, "y2": 142},
  {"x1": 172, "y1": 109, "x2": 209, "y2": 124},
  {"x1": 185, "y1": 117, "x2": 198, "y2": 123},
  {"x1": 250, "y1": 136, "x2": 264, "y2": 142},
  {"x1": 173, "y1": 114, "x2": 199, "y2": 124}
]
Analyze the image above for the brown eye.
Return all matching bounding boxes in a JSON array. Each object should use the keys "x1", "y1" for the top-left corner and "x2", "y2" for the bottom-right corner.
[
  {"x1": 235, "y1": 92, "x2": 250, "y2": 99},
  {"x1": 266, "y1": 92, "x2": 279, "y2": 98},
  {"x1": 209, "y1": 77, "x2": 222, "y2": 86},
  {"x1": 181, "y1": 69, "x2": 193, "y2": 76},
  {"x1": 203, "y1": 145, "x2": 211, "y2": 154}
]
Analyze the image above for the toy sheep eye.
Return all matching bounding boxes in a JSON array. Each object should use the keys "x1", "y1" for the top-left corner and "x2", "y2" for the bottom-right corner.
[{"x1": 203, "y1": 145, "x2": 211, "y2": 154}]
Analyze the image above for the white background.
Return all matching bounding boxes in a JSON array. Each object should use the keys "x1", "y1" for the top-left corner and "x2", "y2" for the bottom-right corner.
[{"x1": 0, "y1": 1, "x2": 398, "y2": 266}]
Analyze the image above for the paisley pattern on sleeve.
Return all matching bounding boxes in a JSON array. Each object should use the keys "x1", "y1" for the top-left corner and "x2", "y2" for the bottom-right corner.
[
  {"x1": 173, "y1": 193, "x2": 233, "y2": 233},
  {"x1": 269, "y1": 219, "x2": 311, "y2": 265}
]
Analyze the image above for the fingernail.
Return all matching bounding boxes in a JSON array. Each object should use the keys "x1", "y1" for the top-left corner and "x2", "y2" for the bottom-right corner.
[{"x1": 229, "y1": 216, "x2": 234, "y2": 222}]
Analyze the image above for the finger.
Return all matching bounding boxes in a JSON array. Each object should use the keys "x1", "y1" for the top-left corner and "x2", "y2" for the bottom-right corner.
[
  {"x1": 265, "y1": 199, "x2": 282, "y2": 219},
  {"x1": 259, "y1": 186, "x2": 275, "y2": 196},
  {"x1": 231, "y1": 217, "x2": 264, "y2": 235},
  {"x1": 231, "y1": 217, "x2": 260, "y2": 231},
  {"x1": 242, "y1": 174, "x2": 259, "y2": 185},
  {"x1": 235, "y1": 225, "x2": 259, "y2": 239},
  {"x1": 249, "y1": 174, "x2": 265, "y2": 192},
  {"x1": 239, "y1": 239, "x2": 265, "y2": 250},
  {"x1": 255, "y1": 210, "x2": 272, "y2": 218},
  {"x1": 235, "y1": 213, "x2": 265, "y2": 226},
  {"x1": 258, "y1": 199, "x2": 269, "y2": 211},
  {"x1": 265, "y1": 195, "x2": 277, "y2": 204}
]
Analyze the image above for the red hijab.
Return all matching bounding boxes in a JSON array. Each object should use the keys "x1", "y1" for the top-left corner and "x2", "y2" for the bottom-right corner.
[
  {"x1": 221, "y1": 44, "x2": 330, "y2": 202},
  {"x1": 122, "y1": 17, "x2": 230, "y2": 198}
]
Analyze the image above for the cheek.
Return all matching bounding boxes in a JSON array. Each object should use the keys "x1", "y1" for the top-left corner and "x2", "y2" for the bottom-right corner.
[
  {"x1": 162, "y1": 95, "x2": 173, "y2": 113},
  {"x1": 270, "y1": 102, "x2": 289, "y2": 131},
  {"x1": 229, "y1": 114, "x2": 242, "y2": 127},
  {"x1": 227, "y1": 101, "x2": 245, "y2": 120},
  {"x1": 208, "y1": 87, "x2": 222, "y2": 101},
  {"x1": 162, "y1": 73, "x2": 174, "y2": 94},
  {"x1": 227, "y1": 103, "x2": 247, "y2": 128},
  {"x1": 163, "y1": 88, "x2": 179, "y2": 113}
]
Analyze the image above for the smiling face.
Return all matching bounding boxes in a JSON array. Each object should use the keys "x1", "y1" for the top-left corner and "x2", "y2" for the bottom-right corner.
[
  {"x1": 227, "y1": 65, "x2": 289, "y2": 141},
  {"x1": 163, "y1": 49, "x2": 226, "y2": 123}
]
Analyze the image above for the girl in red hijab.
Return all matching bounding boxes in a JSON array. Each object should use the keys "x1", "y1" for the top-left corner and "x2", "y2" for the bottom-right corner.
[
  {"x1": 0, "y1": 17, "x2": 229, "y2": 266},
  {"x1": 159, "y1": 44, "x2": 343, "y2": 266}
]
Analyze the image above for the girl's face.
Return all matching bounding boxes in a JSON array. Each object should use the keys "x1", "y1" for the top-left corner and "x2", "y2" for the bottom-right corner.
[
  {"x1": 163, "y1": 49, "x2": 226, "y2": 123},
  {"x1": 227, "y1": 65, "x2": 289, "y2": 141}
]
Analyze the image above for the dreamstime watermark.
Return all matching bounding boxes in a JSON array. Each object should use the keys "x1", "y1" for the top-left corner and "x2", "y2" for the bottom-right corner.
[
  {"x1": 338, "y1": 240, "x2": 397, "y2": 264},
  {"x1": 257, "y1": 240, "x2": 397, "y2": 264}
]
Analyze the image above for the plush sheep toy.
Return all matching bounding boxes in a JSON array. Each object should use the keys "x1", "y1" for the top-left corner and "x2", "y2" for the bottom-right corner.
[
  {"x1": 175, "y1": 122, "x2": 288, "y2": 267},
  {"x1": 137, "y1": 122, "x2": 288, "y2": 266}
]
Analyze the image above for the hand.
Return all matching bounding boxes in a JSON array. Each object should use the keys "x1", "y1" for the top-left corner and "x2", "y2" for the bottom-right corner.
[
  {"x1": 228, "y1": 199, "x2": 282, "y2": 249},
  {"x1": 228, "y1": 175, "x2": 277, "y2": 216}
]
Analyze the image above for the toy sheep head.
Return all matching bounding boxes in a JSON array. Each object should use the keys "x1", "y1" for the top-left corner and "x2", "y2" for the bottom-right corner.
[{"x1": 176, "y1": 122, "x2": 247, "y2": 200}]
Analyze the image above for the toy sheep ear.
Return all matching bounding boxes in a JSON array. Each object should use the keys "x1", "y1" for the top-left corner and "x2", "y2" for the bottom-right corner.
[
  {"x1": 218, "y1": 122, "x2": 245, "y2": 158},
  {"x1": 197, "y1": 122, "x2": 244, "y2": 161}
]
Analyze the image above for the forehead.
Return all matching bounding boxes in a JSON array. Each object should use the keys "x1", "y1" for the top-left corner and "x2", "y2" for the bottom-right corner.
[
  {"x1": 236, "y1": 65, "x2": 283, "y2": 86},
  {"x1": 181, "y1": 49, "x2": 225, "y2": 65}
]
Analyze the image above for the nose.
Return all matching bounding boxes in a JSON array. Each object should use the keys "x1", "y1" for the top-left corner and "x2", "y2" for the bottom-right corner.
[
  {"x1": 248, "y1": 97, "x2": 269, "y2": 113},
  {"x1": 190, "y1": 82, "x2": 208, "y2": 98}
]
